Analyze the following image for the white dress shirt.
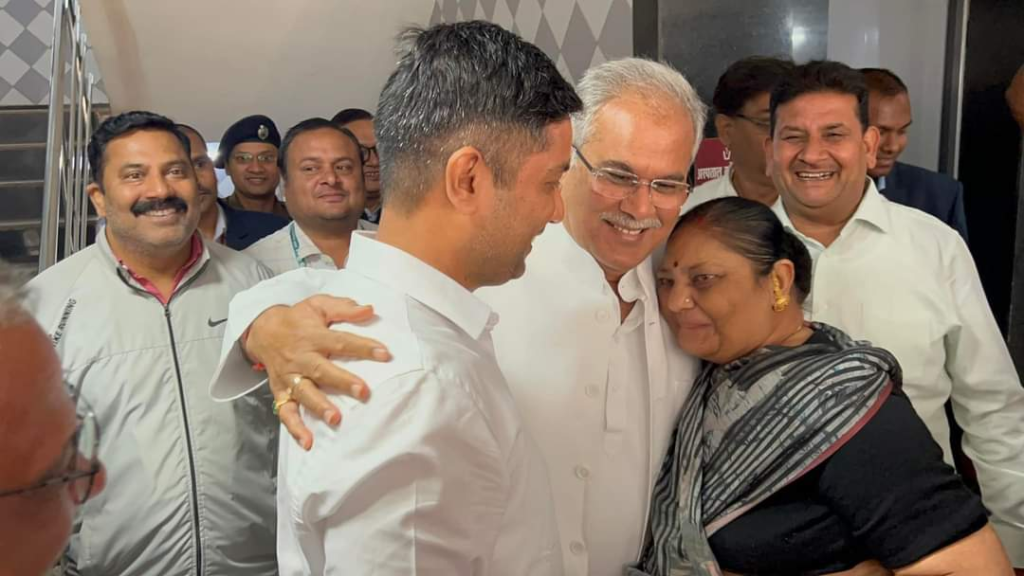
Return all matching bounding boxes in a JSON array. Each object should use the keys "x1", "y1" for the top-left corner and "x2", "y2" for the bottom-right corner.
[
  {"x1": 214, "y1": 232, "x2": 562, "y2": 575},
  {"x1": 680, "y1": 165, "x2": 738, "y2": 215},
  {"x1": 478, "y1": 223, "x2": 697, "y2": 576},
  {"x1": 211, "y1": 222, "x2": 698, "y2": 576},
  {"x1": 244, "y1": 220, "x2": 377, "y2": 275},
  {"x1": 772, "y1": 180, "x2": 1024, "y2": 564}
]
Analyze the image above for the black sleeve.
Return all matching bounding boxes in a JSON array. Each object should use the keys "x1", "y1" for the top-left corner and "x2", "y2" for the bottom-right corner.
[{"x1": 815, "y1": 389, "x2": 989, "y2": 569}]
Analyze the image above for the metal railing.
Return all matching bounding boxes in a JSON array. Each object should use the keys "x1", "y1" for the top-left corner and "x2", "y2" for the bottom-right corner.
[{"x1": 38, "y1": 0, "x2": 95, "y2": 273}]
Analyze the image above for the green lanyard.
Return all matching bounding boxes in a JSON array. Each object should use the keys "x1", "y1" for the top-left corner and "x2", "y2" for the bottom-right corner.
[{"x1": 288, "y1": 222, "x2": 308, "y2": 268}]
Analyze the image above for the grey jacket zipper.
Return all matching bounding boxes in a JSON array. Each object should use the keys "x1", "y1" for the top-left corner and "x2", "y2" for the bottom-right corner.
[{"x1": 164, "y1": 303, "x2": 203, "y2": 576}]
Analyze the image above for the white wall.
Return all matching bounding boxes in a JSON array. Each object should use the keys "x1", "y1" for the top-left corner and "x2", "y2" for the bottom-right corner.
[
  {"x1": 81, "y1": 1, "x2": 436, "y2": 142},
  {"x1": 827, "y1": 0, "x2": 949, "y2": 171}
]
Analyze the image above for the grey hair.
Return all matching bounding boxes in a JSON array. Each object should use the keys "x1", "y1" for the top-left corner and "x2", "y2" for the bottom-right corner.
[
  {"x1": 572, "y1": 58, "x2": 708, "y2": 162},
  {"x1": 0, "y1": 260, "x2": 29, "y2": 326}
]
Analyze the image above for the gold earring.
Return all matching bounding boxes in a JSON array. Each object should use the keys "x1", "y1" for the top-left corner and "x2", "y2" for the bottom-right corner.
[{"x1": 772, "y1": 275, "x2": 789, "y2": 312}]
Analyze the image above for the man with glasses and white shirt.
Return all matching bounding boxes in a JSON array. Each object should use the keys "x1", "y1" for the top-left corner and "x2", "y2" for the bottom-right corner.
[
  {"x1": 683, "y1": 56, "x2": 795, "y2": 214},
  {"x1": 213, "y1": 56, "x2": 706, "y2": 576},
  {"x1": 331, "y1": 108, "x2": 383, "y2": 225},
  {"x1": 0, "y1": 263, "x2": 105, "y2": 576}
]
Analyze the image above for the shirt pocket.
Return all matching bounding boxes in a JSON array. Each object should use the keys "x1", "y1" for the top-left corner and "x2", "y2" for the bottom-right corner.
[{"x1": 850, "y1": 299, "x2": 944, "y2": 398}]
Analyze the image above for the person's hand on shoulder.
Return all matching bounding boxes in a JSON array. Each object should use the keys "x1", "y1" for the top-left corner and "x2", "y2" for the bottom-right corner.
[{"x1": 244, "y1": 295, "x2": 392, "y2": 450}]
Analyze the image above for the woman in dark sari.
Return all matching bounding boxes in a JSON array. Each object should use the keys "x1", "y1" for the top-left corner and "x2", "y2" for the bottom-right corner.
[{"x1": 634, "y1": 197, "x2": 1011, "y2": 575}]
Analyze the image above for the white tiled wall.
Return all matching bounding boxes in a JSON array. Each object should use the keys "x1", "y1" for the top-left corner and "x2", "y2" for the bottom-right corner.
[
  {"x1": 429, "y1": 0, "x2": 633, "y2": 83},
  {"x1": 0, "y1": 0, "x2": 106, "y2": 105}
]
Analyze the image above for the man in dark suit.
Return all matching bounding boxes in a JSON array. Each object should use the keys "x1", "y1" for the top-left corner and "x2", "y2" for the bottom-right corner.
[
  {"x1": 179, "y1": 125, "x2": 288, "y2": 250},
  {"x1": 862, "y1": 68, "x2": 969, "y2": 242}
]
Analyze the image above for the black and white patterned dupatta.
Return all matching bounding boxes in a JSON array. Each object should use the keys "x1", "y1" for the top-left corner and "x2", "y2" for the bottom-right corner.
[{"x1": 629, "y1": 323, "x2": 902, "y2": 576}]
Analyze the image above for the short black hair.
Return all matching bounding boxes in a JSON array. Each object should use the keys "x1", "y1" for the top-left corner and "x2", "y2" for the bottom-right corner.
[
  {"x1": 278, "y1": 117, "x2": 363, "y2": 178},
  {"x1": 713, "y1": 56, "x2": 795, "y2": 117},
  {"x1": 860, "y1": 68, "x2": 909, "y2": 98},
  {"x1": 671, "y1": 197, "x2": 812, "y2": 303},
  {"x1": 88, "y1": 111, "x2": 190, "y2": 184},
  {"x1": 376, "y1": 20, "x2": 582, "y2": 213},
  {"x1": 331, "y1": 108, "x2": 374, "y2": 126},
  {"x1": 770, "y1": 60, "x2": 870, "y2": 135}
]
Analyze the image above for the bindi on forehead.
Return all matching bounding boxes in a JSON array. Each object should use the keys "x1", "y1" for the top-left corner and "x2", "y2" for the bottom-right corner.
[{"x1": 673, "y1": 260, "x2": 679, "y2": 268}]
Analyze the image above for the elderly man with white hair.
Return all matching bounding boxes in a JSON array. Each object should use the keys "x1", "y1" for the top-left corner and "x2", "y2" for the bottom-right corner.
[{"x1": 212, "y1": 56, "x2": 708, "y2": 576}]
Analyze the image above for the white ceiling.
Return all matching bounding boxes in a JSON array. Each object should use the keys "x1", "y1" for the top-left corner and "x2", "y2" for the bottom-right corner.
[{"x1": 81, "y1": 0, "x2": 435, "y2": 142}]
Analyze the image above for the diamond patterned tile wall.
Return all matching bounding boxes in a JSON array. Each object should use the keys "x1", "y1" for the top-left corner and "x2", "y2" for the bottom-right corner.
[
  {"x1": 0, "y1": 0, "x2": 107, "y2": 105},
  {"x1": 429, "y1": 0, "x2": 633, "y2": 83}
]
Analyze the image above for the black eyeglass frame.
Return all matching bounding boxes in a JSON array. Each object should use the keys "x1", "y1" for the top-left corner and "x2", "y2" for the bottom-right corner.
[{"x1": 0, "y1": 385, "x2": 101, "y2": 504}]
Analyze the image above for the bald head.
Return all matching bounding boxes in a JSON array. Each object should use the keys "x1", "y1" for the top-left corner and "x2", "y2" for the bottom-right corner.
[{"x1": 0, "y1": 266, "x2": 83, "y2": 575}]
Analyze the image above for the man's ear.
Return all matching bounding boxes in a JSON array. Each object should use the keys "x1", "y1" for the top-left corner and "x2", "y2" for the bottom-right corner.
[
  {"x1": 444, "y1": 146, "x2": 491, "y2": 215},
  {"x1": 863, "y1": 125, "x2": 881, "y2": 170},
  {"x1": 87, "y1": 182, "x2": 106, "y2": 218},
  {"x1": 714, "y1": 114, "x2": 734, "y2": 149},
  {"x1": 763, "y1": 135, "x2": 775, "y2": 179}
]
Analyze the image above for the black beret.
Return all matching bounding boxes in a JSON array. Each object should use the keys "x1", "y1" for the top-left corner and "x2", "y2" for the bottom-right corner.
[{"x1": 214, "y1": 115, "x2": 281, "y2": 168}]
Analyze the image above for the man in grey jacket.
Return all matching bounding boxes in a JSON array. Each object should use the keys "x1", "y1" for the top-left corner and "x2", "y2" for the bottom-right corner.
[{"x1": 28, "y1": 111, "x2": 278, "y2": 576}]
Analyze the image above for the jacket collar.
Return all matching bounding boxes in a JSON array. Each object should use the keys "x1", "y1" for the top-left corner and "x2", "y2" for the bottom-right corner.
[{"x1": 97, "y1": 229, "x2": 210, "y2": 303}]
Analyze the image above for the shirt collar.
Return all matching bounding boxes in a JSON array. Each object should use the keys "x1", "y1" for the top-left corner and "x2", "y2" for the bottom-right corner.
[
  {"x1": 771, "y1": 178, "x2": 891, "y2": 236},
  {"x1": 291, "y1": 222, "x2": 328, "y2": 263},
  {"x1": 345, "y1": 231, "x2": 496, "y2": 340},
  {"x1": 876, "y1": 175, "x2": 887, "y2": 191},
  {"x1": 214, "y1": 202, "x2": 228, "y2": 243},
  {"x1": 98, "y1": 230, "x2": 208, "y2": 304}
]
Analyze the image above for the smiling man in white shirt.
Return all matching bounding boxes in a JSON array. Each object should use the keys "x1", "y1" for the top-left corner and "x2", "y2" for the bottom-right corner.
[
  {"x1": 213, "y1": 21, "x2": 582, "y2": 574},
  {"x1": 765, "y1": 60, "x2": 1024, "y2": 569},
  {"x1": 218, "y1": 56, "x2": 707, "y2": 576},
  {"x1": 244, "y1": 119, "x2": 376, "y2": 275}
]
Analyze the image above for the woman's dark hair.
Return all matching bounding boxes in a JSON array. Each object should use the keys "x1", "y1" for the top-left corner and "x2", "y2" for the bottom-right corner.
[{"x1": 672, "y1": 197, "x2": 812, "y2": 303}]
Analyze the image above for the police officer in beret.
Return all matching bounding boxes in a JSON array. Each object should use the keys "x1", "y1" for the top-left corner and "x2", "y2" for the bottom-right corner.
[{"x1": 216, "y1": 115, "x2": 290, "y2": 218}]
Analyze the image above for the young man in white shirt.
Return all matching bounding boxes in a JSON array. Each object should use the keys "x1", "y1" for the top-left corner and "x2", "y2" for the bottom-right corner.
[
  {"x1": 216, "y1": 56, "x2": 708, "y2": 575},
  {"x1": 765, "y1": 59, "x2": 1024, "y2": 569},
  {"x1": 212, "y1": 21, "x2": 582, "y2": 574},
  {"x1": 245, "y1": 119, "x2": 375, "y2": 275}
]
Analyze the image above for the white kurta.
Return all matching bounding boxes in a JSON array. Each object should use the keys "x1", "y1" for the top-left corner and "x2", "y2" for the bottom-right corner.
[
  {"x1": 478, "y1": 223, "x2": 697, "y2": 576},
  {"x1": 772, "y1": 180, "x2": 1024, "y2": 565}
]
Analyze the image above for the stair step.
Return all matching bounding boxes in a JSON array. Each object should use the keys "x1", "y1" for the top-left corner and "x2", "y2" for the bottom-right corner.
[
  {"x1": 0, "y1": 143, "x2": 47, "y2": 183},
  {"x1": 0, "y1": 107, "x2": 50, "y2": 145}
]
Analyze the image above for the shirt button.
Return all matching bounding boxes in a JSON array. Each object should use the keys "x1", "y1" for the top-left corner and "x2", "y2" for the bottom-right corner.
[
  {"x1": 570, "y1": 541, "x2": 586, "y2": 555},
  {"x1": 585, "y1": 385, "x2": 600, "y2": 398},
  {"x1": 596, "y1": 309, "x2": 609, "y2": 322},
  {"x1": 574, "y1": 465, "x2": 590, "y2": 480}
]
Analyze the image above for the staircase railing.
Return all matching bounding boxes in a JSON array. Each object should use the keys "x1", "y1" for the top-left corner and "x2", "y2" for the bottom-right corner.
[{"x1": 38, "y1": 0, "x2": 95, "y2": 273}]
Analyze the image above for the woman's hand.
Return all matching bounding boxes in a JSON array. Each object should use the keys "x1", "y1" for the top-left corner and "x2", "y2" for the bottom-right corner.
[{"x1": 244, "y1": 295, "x2": 392, "y2": 450}]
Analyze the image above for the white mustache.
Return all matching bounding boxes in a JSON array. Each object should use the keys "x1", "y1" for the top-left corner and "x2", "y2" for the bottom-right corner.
[{"x1": 600, "y1": 212, "x2": 662, "y2": 231}]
